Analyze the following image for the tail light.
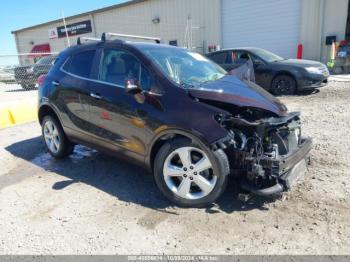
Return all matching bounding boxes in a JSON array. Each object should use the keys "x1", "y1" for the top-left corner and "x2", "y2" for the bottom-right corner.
[{"x1": 37, "y1": 74, "x2": 46, "y2": 88}]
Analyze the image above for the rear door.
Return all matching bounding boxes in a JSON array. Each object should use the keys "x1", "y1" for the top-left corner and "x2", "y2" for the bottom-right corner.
[{"x1": 55, "y1": 50, "x2": 97, "y2": 139}]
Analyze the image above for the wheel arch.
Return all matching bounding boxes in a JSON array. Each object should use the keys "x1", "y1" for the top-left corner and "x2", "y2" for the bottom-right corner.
[
  {"x1": 38, "y1": 103, "x2": 61, "y2": 125},
  {"x1": 271, "y1": 71, "x2": 298, "y2": 88},
  {"x1": 147, "y1": 129, "x2": 212, "y2": 172}
]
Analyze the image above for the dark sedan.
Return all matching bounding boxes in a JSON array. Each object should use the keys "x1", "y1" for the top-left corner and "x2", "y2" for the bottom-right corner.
[{"x1": 206, "y1": 47, "x2": 329, "y2": 95}]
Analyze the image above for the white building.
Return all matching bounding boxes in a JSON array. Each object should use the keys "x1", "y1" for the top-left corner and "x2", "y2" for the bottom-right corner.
[{"x1": 12, "y1": 0, "x2": 350, "y2": 64}]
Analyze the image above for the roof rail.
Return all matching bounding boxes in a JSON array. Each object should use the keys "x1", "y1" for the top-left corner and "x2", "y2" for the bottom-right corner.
[
  {"x1": 102, "y1": 32, "x2": 161, "y2": 44},
  {"x1": 77, "y1": 37, "x2": 101, "y2": 45}
]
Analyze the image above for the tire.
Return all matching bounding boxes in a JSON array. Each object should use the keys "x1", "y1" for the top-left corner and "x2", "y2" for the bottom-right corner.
[
  {"x1": 153, "y1": 138, "x2": 229, "y2": 207},
  {"x1": 271, "y1": 75, "x2": 297, "y2": 96},
  {"x1": 41, "y1": 115, "x2": 74, "y2": 158},
  {"x1": 21, "y1": 83, "x2": 36, "y2": 90},
  {"x1": 21, "y1": 84, "x2": 30, "y2": 90}
]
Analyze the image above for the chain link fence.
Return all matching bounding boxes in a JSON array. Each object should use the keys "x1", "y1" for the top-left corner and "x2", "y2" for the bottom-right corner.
[{"x1": 0, "y1": 53, "x2": 58, "y2": 91}]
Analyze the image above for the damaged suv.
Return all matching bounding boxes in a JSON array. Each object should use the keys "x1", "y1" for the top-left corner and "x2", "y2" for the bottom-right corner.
[{"x1": 38, "y1": 34, "x2": 312, "y2": 207}]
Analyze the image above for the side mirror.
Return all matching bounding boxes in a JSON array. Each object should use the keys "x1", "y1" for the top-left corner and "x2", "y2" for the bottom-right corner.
[{"x1": 125, "y1": 78, "x2": 142, "y2": 94}]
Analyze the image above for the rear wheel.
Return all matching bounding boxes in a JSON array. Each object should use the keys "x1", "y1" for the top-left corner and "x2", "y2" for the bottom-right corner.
[
  {"x1": 41, "y1": 115, "x2": 74, "y2": 158},
  {"x1": 271, "y1": 75, "x2": 296, "y2": 96},
  {"x1": 153, "y1": 138, "x2": 229, "y2": 207},
  {"x1": 21, "y1": 83, "x2": 36, "y2": 90}
]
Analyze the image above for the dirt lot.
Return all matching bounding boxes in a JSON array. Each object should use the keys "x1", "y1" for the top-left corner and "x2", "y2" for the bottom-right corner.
[{"x1": 0, "y1": 81, "x2": 349, "y2": 255}]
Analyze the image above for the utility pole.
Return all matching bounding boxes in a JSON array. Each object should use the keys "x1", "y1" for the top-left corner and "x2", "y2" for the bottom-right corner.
[{"x1": 62, "y1": 10, "x2": 71, "y2": 47}]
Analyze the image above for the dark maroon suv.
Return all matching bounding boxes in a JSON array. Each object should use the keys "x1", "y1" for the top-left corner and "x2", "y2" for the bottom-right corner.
[{"x1": 38, "y1": 34, "x2": 312, "y2": 207}]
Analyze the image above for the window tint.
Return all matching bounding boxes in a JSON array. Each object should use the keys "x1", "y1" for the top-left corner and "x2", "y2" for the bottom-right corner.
[
  {"x1": 99, "y1": 49, "x2": 142, "y2": 87},
  {"x1": 231, "y1": 51, "x2": 251, "y2": 64},
  {"x1": 209, "y1": 52, "x2": 228, "y2": 64},
  {"x1": 63, "y1": 50, "x2": 95, "y2": 78},
  {"x1": 140, "y1": 65, "x2": 156, "y2": 91},
  {"x1": 250, "y1": 54, "x2": 264, "y2": 64},
  {"x1": 99, "y1": 49, "x2": 157, "y2": 91}
]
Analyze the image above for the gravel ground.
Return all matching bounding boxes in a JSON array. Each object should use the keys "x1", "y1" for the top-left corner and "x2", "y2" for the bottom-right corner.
[{"x1": 0, "y1": 81, "x2": 349, "y2": 255}]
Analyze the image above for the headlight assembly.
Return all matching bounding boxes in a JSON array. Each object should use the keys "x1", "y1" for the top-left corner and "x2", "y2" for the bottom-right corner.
[{"x1": 305, "y1": 67, "x2": 322, "y2": 74}]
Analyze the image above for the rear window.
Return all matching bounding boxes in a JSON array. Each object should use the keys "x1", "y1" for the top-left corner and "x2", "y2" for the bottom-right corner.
[{"x1": 63, "y1": 50, "x2": 95, "y2": 78}]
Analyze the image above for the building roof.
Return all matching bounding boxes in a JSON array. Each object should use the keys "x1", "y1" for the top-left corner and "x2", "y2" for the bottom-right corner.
[{"x1": 11, "y1": 0, "x2": 148, "y2": 34}]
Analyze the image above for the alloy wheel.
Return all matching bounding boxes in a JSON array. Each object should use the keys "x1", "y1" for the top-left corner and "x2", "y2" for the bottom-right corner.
[
  {"x1": 43, "y1": 120, "x2": 60, "y2": 154},
  {"x1": 163, "y1": 146, "x2": 217, "y2": 200},
  {"x1": 276, "y1": 79, "x2": 290, "y2": 94}
]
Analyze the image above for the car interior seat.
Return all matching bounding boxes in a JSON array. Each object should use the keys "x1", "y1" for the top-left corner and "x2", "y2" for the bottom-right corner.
[
  {"x1": 106, "y1": 56, "x2": 126, "y2": 86},
  {"x1": 121, "y1": 53, "x2": 140, "y2": 79}
]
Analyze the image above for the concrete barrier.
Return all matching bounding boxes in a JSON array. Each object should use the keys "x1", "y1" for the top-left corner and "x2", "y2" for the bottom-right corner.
[{"x1": 0, "y1": 98, "x2": 37, "y2": 129}]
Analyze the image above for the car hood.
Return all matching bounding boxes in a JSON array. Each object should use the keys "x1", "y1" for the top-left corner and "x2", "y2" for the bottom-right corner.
[
  {"x1": 188, "y1": 76, "x2": 288, "y2": 116},
  {"x1": 275, "y1": 59, "x2": 324, "y2": 68}
]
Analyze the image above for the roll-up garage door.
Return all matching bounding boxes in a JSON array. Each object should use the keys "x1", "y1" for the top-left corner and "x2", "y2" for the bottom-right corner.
[{"x1": 221, "y1": 0, "x2": 301, "y2": 58}]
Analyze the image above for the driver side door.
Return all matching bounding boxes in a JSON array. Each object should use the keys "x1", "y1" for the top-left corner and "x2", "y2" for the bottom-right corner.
[
  {"x1": 88, "y1": 48, "x2": 148, "y2": 160},
  {"x1": 249, "y1": 53, "x2": 269, "y2": 88}
]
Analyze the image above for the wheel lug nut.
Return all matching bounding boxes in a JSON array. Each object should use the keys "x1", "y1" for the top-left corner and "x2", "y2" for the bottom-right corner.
[
  {"x1": 190, "y1": 177, "x2": 193, "y2": 180},
  {"x1": 194, "y1": 172, "x2": 197, "y2": 175},
  {"x1": 183, "y1": 167, "x2": 187, "y2": 171},
  {"x1": 190, "y1": 166, "x2": 194, "y2": 170},
  {"x1": 183, "y1": 174, "x2": 187, "y2": 178}
]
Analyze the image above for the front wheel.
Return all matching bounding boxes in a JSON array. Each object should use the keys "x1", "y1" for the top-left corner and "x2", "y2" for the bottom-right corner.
[
  {"x1": 153, "y1": 138, "x2": 229, "y2": 207},
  {"x1": 271, "y1": 75, "x2": 296, "y2": 96}
]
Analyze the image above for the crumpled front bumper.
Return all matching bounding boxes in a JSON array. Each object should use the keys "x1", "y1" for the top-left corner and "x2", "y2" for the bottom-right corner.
[{"x1": 241, "y1": 137, "x2": 312, "y2": 196}]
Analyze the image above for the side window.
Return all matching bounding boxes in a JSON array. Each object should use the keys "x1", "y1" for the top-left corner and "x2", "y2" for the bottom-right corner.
[
  {"x1": 232, "y1": 51, "x2": 251, "y2": 64},
  {"x1": 99, "y1": 49, "x2": 141, "y2": 87},
  {"x1": 63, "y1": 50, "x2": 95, "y2": 78},
  {"x1": 209, "y1": 52, "x2": 228, "y2": 64},
  {"x1": 140, "y1": 65, "x2": 156, "y2": 91},
  {"x1": 250, "y1": 54, "x2": 263, "y2": 64}
]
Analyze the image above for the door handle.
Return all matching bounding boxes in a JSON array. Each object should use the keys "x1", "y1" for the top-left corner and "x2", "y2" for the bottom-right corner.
[
  {"x1": 90, "y1": 92, "x2": 102, "y2": 99},
  {"x1": 52, "y1": 80, "x2": 60, "y2": 87}
]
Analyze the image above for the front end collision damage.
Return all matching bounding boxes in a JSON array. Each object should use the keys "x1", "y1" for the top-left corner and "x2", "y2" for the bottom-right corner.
[{"x1": 210, "y1": 108, "x2": 312, "y2": 196}]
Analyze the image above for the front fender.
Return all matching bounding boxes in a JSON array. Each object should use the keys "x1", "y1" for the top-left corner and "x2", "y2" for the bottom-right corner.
[{"x1": 145, "y1": 125, "x2": 229, "y2": 170}]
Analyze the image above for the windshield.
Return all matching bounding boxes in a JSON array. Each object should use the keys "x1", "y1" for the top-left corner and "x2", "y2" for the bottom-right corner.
[
  {"x1": 253, "y1": 48, "x2": 284, "y2": 62},
  {"x1": 143, "y1": 47, "x2": 226, "y2": 88}
]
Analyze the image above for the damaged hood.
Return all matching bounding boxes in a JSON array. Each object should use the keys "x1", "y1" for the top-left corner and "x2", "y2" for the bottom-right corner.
[{"x1": 188, "y1": 75, "x2": 288, "y2": 116}]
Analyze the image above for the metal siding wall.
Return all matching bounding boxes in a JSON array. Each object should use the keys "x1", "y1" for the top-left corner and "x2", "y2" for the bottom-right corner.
[
  {"x1": 222, "y1": 0, "x2": 301, "y2": 58},
  {"x1": 321, "y1": 0, "x2": 349, "y2": 62},
  {"x1": 299, "y1": 0, "x2": 349, "y2": 62},
  {"x1": 14, "y1": 0, "x2": 221, "y2": 61},
  {"x1": 299, "y1": 0, "x2": 322, "y2": 61},
  {"x1": 14, "y1": 15, "x2": 93, "y2": 64},
  {"x1": 93, "y1": 0, "x2": 221, "y2": 53}
]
